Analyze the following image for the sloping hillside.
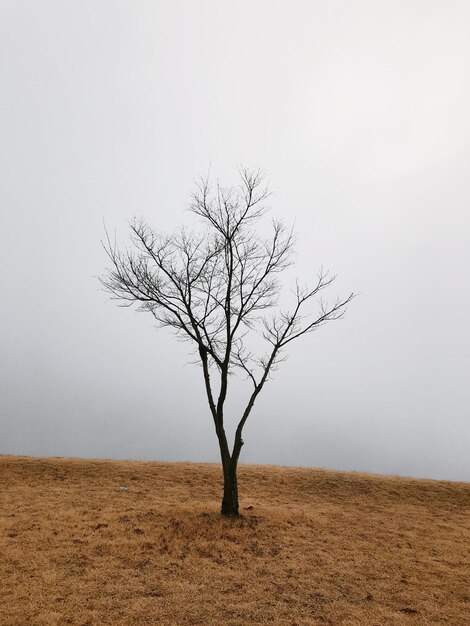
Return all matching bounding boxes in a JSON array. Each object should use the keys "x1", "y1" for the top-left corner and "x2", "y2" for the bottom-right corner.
[{"x1": 1, "y1": 456, "x2": 469, "y2": 625}]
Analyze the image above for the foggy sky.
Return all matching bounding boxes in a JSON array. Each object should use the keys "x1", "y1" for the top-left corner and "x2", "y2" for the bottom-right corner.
[{"x1": 1, "y1": 1, "x2": 469, "y2": 481}]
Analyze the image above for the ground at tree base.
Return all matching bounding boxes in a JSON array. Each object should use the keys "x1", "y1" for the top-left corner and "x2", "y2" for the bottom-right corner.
[{"x1": 1, "y1": 455, "x2": 469, "y2": 625}]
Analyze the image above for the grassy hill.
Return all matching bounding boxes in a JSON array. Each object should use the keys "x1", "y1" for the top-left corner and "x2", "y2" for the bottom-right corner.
[{"x1": 1, "y1": 455, "x2": 469, "y2": 625}]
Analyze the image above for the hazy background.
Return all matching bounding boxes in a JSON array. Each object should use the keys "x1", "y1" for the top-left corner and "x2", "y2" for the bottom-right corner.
[{"x1": 1, "y1": 1, "x2": 469, "y2": 481}]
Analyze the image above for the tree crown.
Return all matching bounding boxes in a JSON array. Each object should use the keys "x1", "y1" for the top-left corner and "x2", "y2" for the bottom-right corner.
[{"x1": 100, "y1": 169, "x2": 354, "y2": 389}]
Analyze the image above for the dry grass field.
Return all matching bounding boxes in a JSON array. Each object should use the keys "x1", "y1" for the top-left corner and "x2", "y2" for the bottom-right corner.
[{"x1": 1, "y1": 456, "x2": 469, "y2": 626}]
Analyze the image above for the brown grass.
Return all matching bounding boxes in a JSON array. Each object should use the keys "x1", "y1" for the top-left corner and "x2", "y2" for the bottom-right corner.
[{"x1": 1, "y1": 455, "x2": 469, "y2": 625}]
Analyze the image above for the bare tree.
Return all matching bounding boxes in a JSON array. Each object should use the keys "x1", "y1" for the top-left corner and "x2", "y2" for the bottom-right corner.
[{"x1": 100, "y1": 169, "x2": 354, "y2": 517}]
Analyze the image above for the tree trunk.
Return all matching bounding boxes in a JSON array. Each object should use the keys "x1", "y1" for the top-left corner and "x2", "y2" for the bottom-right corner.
[{"x1": 221, "y1": 461, "x2": 239, "y2": 517}]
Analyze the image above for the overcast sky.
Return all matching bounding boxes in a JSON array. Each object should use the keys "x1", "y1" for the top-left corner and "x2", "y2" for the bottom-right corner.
[{"x1": 1, "y1": 1, "x2": 469, "y2": 481}]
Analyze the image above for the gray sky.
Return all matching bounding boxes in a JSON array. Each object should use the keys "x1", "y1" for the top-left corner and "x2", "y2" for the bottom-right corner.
[{"x1": 1, "y1": 1, "x2": 469, "y2": 481}]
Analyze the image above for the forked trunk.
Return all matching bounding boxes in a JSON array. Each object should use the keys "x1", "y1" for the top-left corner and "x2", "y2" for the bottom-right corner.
[{"x1": 221, "y1": 462, "x2": 239, "y2": 517}]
